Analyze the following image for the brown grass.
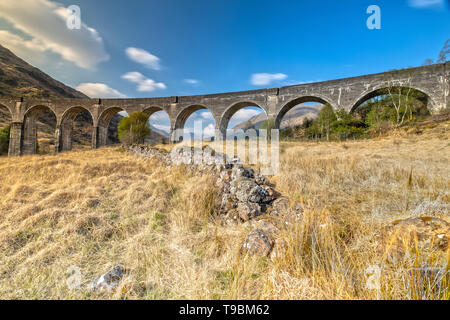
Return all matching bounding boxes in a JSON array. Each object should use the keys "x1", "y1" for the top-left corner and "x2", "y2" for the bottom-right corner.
[{"x1": 0, "y1": 121, "x2": 449, "y2": 300}]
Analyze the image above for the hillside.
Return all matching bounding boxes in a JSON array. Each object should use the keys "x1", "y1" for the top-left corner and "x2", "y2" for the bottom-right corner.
[
  {"x1": 233, "y1": 104, "x2": 322, "y2": 130},
  {"x1": 0, "y1": 120, "x2": 448, "y2": 299},
  {"x1": 0, "y1": 45, "x2": 88, "y2": 99}
]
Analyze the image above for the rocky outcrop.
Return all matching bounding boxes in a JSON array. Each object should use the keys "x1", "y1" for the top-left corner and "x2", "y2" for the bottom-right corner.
[{"x1": 381, "y1": 216, "x2": 450, "y2": 264}]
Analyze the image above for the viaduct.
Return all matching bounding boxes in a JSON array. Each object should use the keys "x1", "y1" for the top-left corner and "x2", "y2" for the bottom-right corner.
[{"x1": 0, "y1": 62, "x2": 448, "y2": 157}]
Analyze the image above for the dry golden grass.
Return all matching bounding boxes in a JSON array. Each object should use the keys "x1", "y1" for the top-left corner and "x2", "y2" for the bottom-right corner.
[{"x1": 0, "y1": 121, "x2": 448, "y2": 300}]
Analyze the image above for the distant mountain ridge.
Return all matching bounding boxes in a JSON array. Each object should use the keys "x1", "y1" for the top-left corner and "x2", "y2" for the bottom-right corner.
[{"x1": 233, "y1": 104, "x2": 322, "y2": 130}]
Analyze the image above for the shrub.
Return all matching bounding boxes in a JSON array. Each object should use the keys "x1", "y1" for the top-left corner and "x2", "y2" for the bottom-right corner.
[
  {"x1": 118, "y1": 112, "x2": 151, "y2": 145},
  {"x1": 0, "y1": 125, "x2": 10, "y2": 155},
  {"x1": 259, "y1": 118, "x2": 276, "y2": 139}
]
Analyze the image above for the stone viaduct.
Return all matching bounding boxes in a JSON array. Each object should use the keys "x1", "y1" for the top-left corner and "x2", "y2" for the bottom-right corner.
[{"x1": 0, "y1": 62, "x2": 448, "y2": 156}]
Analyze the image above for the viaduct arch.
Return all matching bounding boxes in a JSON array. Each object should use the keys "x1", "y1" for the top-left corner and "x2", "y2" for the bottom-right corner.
[{"x1": 0, "y1": 62, "x2": 448, "y2": 156}]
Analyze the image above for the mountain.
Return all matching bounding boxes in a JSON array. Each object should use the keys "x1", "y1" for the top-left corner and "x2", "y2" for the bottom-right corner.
[
  {"x1": 233, "y1": 104, "x2": 322, "y2": 130},
  {"x1": 0, "y1": 44, "x2": 88, "y2": 98}
]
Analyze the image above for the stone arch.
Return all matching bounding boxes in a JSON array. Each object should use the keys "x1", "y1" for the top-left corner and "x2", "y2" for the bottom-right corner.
[
  {"x1": 142, "y1": 106, "x2": 164, "y2": 118},
  {"x1": 275, "y1": 96, "x2": 332, "y2": 129},
  {"x1": 97, "y1": 107, "x2": 126, "y2": 147},
  {"x1": 58, "y1": 106, "x2": 94, "y2": 152},
  {"x1": 0, "y1": 102, "x2": 13, "y2": 120},
  {"x1": 173, "y1": 104, "x2": 213, "y2": 142},
  {"x1": 0, "y1": 103, "x2": 12, "y2": 127},
  {"x1": 350, "y1": 86, "x2": 435, "y2": 114},
  {"x1": 143, "y1": 106, "x2": 170, "y2": 143},
  {"x1": 0, "y1": 103, "x2": 13, "y2": 155},
  {"x1": 22, "y1": 105, "x2": 58, "y2": 155},
  {"x1": 218, "y1": 101, "x2": 266, "y2": 133}
]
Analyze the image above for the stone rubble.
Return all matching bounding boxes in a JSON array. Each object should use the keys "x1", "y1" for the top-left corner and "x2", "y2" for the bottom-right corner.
[{"x1": 129, "y1": 145, "x2": 298, "y2": 258}]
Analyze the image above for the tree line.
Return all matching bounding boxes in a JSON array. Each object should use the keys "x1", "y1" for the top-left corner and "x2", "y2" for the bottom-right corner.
[{"x1": 273, "y1": 89, "x2": 431, "y2": 141}]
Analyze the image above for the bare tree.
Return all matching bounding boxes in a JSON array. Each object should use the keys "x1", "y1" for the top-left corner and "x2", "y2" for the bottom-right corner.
[
  {"x1": 437, "y1": 39, "x2": 449, "y2": 63},
  {"x1": 383, "y1": 70, "x2": 416, "y2": 127},
  {"x1": 422, "y1": 58, "x2": 434, "y2": 66}
]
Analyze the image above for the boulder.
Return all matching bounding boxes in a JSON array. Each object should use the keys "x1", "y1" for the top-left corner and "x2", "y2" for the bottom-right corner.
[
  {"x1": 254, "y1": 173, "x2": 269, "y2": 186},
  {"x1": 91, "y1": 265, "x2": 124, "y2": 292},
  {"x1": 230, "y1": 177, "x2": 267, "y2": 203},
  {"x1": 220, "y1": 193, "x2": 237, "y2": 214},
  {"x1": 231, "y1": 166, "x2": 255, "y2": 180},
  {"x1": 236, "y1": 202, "x2": 261, "y2": 221},
  {"x1": 253, "y1": 220, "x2": 280, "y2": 236},
  {"x1": 382, "y1": 216, "x2": 450, "y2": 263},
  {"x1": 241, "y1": 229, "x2": 274, "y2": 257},
  {"x1": 270, "y1": 197, "x2": 289, "y2": 217}
]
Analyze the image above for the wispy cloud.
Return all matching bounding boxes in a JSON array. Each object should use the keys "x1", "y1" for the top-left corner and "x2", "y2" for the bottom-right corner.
[
  {"x1": 203, "y1": 123, "x2": 215, "y2": 138},
  {"x1": 0, "y1": 0, "x2": 109, "y2": 69},
  {"x1": 76, "y1": 83, "x2": 127, "y2": 98},
  {"x1": 122, "y1": 71, "x2": 166, "y2": 92},
  {"x1": 184, "y1": 78, "x2": 199, "y2": 85},
  {"x1": 151, "y1": 124, "x2": 171, "y2": 134},
  {"x1": 125, "y1": 47, "x2": 161, "y2": 70},
  {"x1": 230, "y1": 108, "x2": 262, "y2": 122},
  {"x1": 199, "y1": 111, "x2": 213, "y2": 120},
  {"x1": 408, "y1": 0, "x2": 443, "y2": 8},
  {"x1": 251, "y1": 73, "x2": 288, "y2": 86}
]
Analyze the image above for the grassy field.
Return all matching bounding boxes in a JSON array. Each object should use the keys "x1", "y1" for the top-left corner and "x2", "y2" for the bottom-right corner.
[{"x1": 0, "y1": 121, "x2": 448, "y2": 299}]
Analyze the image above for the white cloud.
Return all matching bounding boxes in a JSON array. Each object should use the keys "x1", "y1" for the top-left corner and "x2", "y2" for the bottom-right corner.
[
  {"x1": 203, "y1": 123, "x2": 215, "y2": 138},
  {"x1": 184, "y1": 78, "x2": 199, "y2": 85},
  {"x1": 122, "y1": 71, "x2": 166, "y2": 92},
  {"x1": 230, "y1": 108, "x2": 262, "y2": 121},
  {"x1": 150, "y1": 111, "x2": 169, "y2": 121},
  {"x1": 151, "y1": 124, "x2": 170, "y2": 134},
  {"x1": 125, "y1": 47, "x2": 161, "y2": 70},
  {"x1": 408, "y1": 0, "x2": 443, "y2": 8},
  {"x1": 200, "y1": 111, "x2": 214, "y2": 120},
  {"x1": 0, "y1": 0, "x2": 109, "y2": 69},
  {"x1": 251, "y1": 73, "x2": 287, "y2": 86},
  {"x1": 76, "y1": 83, "x2": 127, "y2": 98},
  {"x1": 0, "y1": 30, "x2": 46, "y2": 56}
]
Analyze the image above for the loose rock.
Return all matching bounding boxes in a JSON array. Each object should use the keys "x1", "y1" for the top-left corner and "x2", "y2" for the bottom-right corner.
[
  {"x1": 241, "y1": 229, "x2": 274, "y2": 257},
  {"x1": 91, "y1": 265, "x2": 124, "y2": 292}
]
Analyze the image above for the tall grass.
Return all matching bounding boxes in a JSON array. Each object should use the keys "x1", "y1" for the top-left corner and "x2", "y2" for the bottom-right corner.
[{"x1": 0, "y1": 121, "x2": 448, "y2": 299}]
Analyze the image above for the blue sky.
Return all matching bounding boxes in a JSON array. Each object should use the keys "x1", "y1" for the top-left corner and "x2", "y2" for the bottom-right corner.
[{"x1": 0, "y1": 0, "x2": 449, "y2": 136}]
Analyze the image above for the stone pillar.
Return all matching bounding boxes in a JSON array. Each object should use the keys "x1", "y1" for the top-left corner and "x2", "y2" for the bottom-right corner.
[
  {"x1": 92, "y1": 126, "x2": 99, "y2": 149},
  {"x1": 169, "y1": 127, "x2": 175, "y2": 144},
  {"x1": 61, "y1": 121, "x2": 73, "y2": 152},
  {"x1": 8, "y1": 122, "x2": 23, "y2": 157},
  {"x1": 170, "y1": 126, "x2": 183, "y2": 143},
  {"x1": 98, "y1": 125, "x2": 108, "y2": 147},
  {"x1": 214, "y1": 126, "x2": 226, "y2": 142},
  {"x1": 54, "y1": 126, "x2": 62, "y2": 153},
  {"x1": 22, "y1": 116, "x2": 37, "y2": 155}
]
